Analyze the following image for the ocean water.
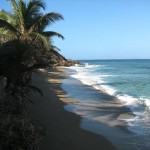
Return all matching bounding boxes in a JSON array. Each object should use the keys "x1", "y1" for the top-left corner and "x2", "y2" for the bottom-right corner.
[{"x1": 62, "y1": 59, "x2": 150, "y2": 150}]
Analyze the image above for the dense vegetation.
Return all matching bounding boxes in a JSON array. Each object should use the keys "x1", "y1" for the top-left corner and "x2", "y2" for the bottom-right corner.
[{"x1": 0, "y1": 0, "x2": 65, "y2": 149}]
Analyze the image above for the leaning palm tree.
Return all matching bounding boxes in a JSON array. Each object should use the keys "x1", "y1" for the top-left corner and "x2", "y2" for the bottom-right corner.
[
  {"x1": 0, "y1": 0, "x2": 64, "y2": 87},
  {"x1": 0, "y1": 1, "x2": 64, "y2": 149},
  {"x1": 0, "y1": 0, "x2": 64, "y2": 93}
]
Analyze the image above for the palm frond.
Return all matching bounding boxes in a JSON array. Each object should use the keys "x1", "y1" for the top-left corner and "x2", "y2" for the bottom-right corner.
[
  {"x1": 50, "y1": 45, "x2": 61, "y2": 52},
  {"x1": 0, "y1": 34, "x2": 16, "y2": 43},
  {"x1": 30, "y1": 32, "x2": 49, "y2": 50},
  {"x1": 14, "y1": 0, "x2": 26, "y2": 33},
  {"x1": 43, "y1": 31, "x2": 64, "y2": 39},
  {"x1": 27, "y1": 0, "x2": 45, "y2": 15},
  {"x1": 0, "y1": 10, "x2": 17, "y2": 32},
  {"x1": 10, "y1": 0, "x2": 19, "y2": 16},
  {"x1": 29, "y1": 12, "x2": 64, "y2": 32},
  {"x1": 0, "y1": 10, "x2": 14, "y2": 26},
  {"x1": 0, "y1": 10, "x2": 9, "y2": 20},
  {"x1": 0, "y1": 19, "x2": 20, "y2": 36},
  {"x1": 18, "y1": 0, "x2": 26, "y2": 19},
  {"x1": 23, "y1": 0, "x2": 45, "y2": 30}
]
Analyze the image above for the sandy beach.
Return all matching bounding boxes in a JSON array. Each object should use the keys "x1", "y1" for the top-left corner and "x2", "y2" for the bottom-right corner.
[
  {"x1": 27, "y1": 67, "x2": 117, "y2": 150},
  {"x1": 1, "y1": 1, "x2": 150, "y2": 150}
]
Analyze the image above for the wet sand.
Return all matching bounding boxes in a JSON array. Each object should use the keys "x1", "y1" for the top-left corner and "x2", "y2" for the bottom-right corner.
[
  {"x1": 62, "y1": 71, "x2": 137, "y2": 150},
  {"x1": 27, "y1": 67, "x2": 117, "y2": 150}
]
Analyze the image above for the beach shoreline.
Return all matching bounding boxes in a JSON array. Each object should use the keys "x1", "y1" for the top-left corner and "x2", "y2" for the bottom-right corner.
[
  {"x1": 27, "y1": 67, "x2": 117, "y2": 150},
  {"x1": 62, "y1": 68, "x2": 138, "y2": 150}
]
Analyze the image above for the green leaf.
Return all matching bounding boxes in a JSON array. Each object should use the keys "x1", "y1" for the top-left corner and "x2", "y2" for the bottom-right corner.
[
  {"x1": 30, "y1": 32, "x2": 49, "y2": 50},
  {"x1": 0, "y1": 19, "x2": 20, "y2": 36},
  {"x1": 43, "y1": 31, "x2": 64, "y2": 39},
  {"x1": 29, "y1": 12, "x2": 64, "y2": 32}
]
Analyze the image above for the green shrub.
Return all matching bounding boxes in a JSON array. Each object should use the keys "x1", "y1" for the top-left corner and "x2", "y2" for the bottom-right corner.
[{"x1": 0, "y1": 114, "x2": 43, "y2": 150}]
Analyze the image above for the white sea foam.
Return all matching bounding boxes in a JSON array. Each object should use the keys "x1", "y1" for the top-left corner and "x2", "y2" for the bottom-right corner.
[
  {"x1": 71, "y1": 65, "x2": 135, "y2": 104},
  {"x1": 70, "y1": 65, "x2": 150, "y2": 128},
  {"x1": 68, "y1": 61, "x2": 150, "y2": 148},
  {"x1": 145, "y1": 100, "x2": 150, "y2": 109},
  {"x1": 71, "y1": 65, "x2": 138, "y2": 108},
  {"x1": 117, "y1": 94, "x2": 139, "y2": 108},
  {"x1": 139, "y1": 97, "x2": 150, "y2": 109},
  {"x1": 71, "y1": 64, "x2": 150, "y2": 109}
]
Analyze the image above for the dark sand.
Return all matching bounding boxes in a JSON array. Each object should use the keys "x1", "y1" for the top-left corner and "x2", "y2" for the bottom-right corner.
[
  {"x1": 28, "y1": 67, "x2": 117, "y2": 150},
  {"x1": 62, "y1": 70, "x2": 137, "y2": 150}
]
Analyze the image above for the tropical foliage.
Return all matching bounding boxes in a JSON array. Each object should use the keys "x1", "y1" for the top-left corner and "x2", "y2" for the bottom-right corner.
[
  {"x1": 0, "y1": 0, "x2": 64, "y2": 87},
  {"x1": 0, "y1": 0, "x2": 64, "y2": 149}
]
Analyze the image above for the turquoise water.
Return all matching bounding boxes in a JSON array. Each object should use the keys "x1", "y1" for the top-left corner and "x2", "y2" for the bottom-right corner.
[
  {"x1": 63, "y1": 59, "x2": 150, "y2": 149},
  {"x1": 72, "y1": 59, "x2": 150, "y2": 109}
]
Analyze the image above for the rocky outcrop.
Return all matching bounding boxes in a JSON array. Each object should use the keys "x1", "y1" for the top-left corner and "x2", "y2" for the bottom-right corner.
[
  {"x1": 66, "y1": 59, "x2": 81, "y2": 66},
  {"x1": 36, "y1": 50, "x2": 81, "y2": 67}
]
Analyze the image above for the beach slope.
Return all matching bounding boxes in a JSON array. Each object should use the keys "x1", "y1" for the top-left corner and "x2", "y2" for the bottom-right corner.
[{"x1": 28, "y1": 67, "x2": 117, "y2": 150}]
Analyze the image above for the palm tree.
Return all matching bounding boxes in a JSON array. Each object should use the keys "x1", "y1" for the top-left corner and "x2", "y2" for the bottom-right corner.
[
  {"x1": 0, "y1": 1, "x2": 65, "y2": 149},
  {"x1": 0, "y1": 0, "x2": 64, "y2": 88},
  {"x1": 0, "y1": 0, "x2": 64, "y2": 49}
]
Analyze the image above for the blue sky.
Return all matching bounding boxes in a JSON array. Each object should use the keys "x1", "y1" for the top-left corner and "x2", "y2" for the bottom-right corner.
[{"x1": 1, "y1": 0, "x2": 150, "y2": 60}]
